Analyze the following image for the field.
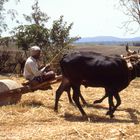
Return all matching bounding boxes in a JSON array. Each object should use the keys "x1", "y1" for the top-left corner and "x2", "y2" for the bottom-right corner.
[{"x1": 0, "y1": 44, "x2": 140, "y2": 140}]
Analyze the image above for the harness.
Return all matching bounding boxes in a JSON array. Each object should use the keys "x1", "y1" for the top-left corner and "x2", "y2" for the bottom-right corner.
[{"x1": 121, "y1": 56, "x2": 137, "y2": 83}]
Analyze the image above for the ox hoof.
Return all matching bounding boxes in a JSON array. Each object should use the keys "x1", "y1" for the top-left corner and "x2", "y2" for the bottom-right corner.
[
  {"x1": 106, "y1": 111, "x2": 111, "y2": 116},
  {"x1": 110, "y1": 114, "x2": 114, "y2": 118},
  {"x1": 82, "y1": 115, "x2": 89, "y2": 121},
  {"x1": 106, "y1": 111, "x2": 114, "y2": 118},
  {"x1": 54, "y1": 108, "x2": 58, "y2": 113}
]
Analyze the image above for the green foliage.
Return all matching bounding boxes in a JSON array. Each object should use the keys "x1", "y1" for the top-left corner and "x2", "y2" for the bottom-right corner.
[
  {"x1": 13, "y1": 24, "x2": 50, "y2": 50},
  {"x1": 12, "y1": 0, "x2": 50, "y2": 51},
  {"x1": 11, "y1": 0, "x2": 51, "y2": 60},
  {"x1": 0, "y1": 0, "x2": 79, "y2": 74},
  {"x1": 12, "y1": 1, "x2": 79, "y2": 64},
  {"x1": 49, "y1": 16, "x2": 80, "y2": 58},
  {"x1": 50, "y1": 16, "x2": 73, "y2": 47},
  {"x1": 50, "y1": 16, "x2": 79, "y2": 49}
]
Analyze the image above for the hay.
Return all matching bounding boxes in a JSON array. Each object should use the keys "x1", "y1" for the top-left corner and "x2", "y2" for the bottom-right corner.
[{"x1": 0, "y1": 76, "x2": 140, "y2": 140}]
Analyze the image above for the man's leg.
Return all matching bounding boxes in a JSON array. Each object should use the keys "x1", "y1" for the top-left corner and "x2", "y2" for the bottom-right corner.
[{"x1": 43, "y1": 71, "x2": 55, "y2": 81}]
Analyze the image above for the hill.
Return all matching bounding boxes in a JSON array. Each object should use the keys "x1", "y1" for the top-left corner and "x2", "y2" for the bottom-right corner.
[{"x1": 75, "y1": 36, "x2": 140, "y2": 44}]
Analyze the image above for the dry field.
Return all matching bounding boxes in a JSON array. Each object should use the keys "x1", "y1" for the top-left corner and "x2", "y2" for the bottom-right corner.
[{"x1": 0, "y1": 45, "x2": 140, "y2": 140}]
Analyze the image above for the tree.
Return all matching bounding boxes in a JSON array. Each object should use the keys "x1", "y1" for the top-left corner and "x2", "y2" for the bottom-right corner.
[
  {"x1": 48, "y1": 16, "x2": 80, "y2": 73},
  {"x1": 13, "y1": 1, "x2": 50, "y2": 65},
  {"x1": 23, "y1": 0, "x2": 49, "y2": 26},
  {"x1": 119, "y1": 0, "x2": 140, "y2": 32},
  {"x1": 12, "y1": 0, "x2": 79, "y2": 66},
  {"x1": 12, "y1": 1, "x2": 50, "y2": 56},
  {"x1": 50, "y1": 16, "x2": 79, "y2": 56}
]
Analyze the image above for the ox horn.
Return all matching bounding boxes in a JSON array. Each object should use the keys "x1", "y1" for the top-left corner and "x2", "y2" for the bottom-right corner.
[
  {"x1": 123, "y1": 54, "x2": 140, "y2": 60},
  {"x1": 125, "y1": 44, "x2": 137, "y2": 55},
  {"x1": 138, "y1": 48, "x2": 140, "y2": 54}
]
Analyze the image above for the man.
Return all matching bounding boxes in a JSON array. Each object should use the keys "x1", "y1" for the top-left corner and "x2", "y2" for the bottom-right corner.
[{"x1": 23, "y1": 46, "x2": 55, "y2": 83}]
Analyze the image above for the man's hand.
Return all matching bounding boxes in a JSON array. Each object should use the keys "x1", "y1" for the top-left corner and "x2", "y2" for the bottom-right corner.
[
  {"x1": 45, "y1": 63, "x2": 51, "y2": 68},
  {"x1": 44, "y1": 63, "x2": 51, "y2": 71}
]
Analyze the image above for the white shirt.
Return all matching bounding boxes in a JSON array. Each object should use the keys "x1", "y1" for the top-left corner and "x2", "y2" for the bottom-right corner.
[{"x1": 23, "y1": 56, "x2": 45, "y2": 80}]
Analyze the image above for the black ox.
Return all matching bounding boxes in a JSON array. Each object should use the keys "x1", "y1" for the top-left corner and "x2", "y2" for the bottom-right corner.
[{"x1": 54, "y1": 50, "x2": 140, "y2": 118}]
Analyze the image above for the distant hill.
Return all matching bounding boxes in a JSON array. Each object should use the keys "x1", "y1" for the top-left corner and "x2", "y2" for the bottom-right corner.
[{"x1": 75, "y1": 36, "x2": 140, "y2": 44}]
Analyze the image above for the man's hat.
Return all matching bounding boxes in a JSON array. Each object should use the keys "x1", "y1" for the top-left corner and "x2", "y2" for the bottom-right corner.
[{"x1": 30, "y1": 46, "x2": 41, "y2": 56}]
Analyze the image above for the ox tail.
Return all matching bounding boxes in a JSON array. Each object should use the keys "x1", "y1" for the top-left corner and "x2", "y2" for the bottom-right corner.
[
  {"x1": 59, "y1": 57, "x2": 71, "y2": 91},
  {"x1": 59, "y1": 57, "x2": 68, "y2": 77}
]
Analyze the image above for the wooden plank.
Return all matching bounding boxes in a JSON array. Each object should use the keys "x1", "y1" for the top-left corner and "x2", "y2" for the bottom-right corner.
[{"x1": 0, "y1": 75, "x2": 62, "y2": 98}]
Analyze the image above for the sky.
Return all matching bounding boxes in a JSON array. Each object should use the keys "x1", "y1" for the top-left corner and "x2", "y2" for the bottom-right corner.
[{"x1": 3, "y1": 0, "x2": 140, "y2": 38}]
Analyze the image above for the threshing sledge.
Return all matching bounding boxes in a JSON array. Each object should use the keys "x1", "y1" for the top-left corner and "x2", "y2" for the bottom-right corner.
[{"x1": 0, "y1": 75, "x2": 62, "y2": 106}]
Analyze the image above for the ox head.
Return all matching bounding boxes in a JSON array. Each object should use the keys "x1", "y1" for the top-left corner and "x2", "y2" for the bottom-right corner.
[
  {"x1": 124, "y1": 44, "x2": 140, "y2": 60},
  {"x1": 124, "y1": 44, "x2": 140, "y2": 77}
]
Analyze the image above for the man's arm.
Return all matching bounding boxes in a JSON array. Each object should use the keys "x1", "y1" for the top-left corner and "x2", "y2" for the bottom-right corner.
[
  {"x1": 40, "y1": 63, "x2": 51, "y2": 72},
  {"x1": 29, "y1": 61, "x2": 42, "y2": 76}
]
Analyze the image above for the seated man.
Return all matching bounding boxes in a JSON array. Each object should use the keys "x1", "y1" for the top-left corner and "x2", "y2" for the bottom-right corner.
[{"x1": 23, "y1": 46, "x2": 55, "y2": 83}]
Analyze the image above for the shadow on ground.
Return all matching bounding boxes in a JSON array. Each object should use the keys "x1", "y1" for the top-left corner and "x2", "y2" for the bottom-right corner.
[{"x1": 61, "y1": 104, "x2": 140, "y2": 124}]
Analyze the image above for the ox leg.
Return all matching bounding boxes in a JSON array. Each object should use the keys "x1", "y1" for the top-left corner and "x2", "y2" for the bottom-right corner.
[
  {"x1": 65, "y1": 86, "x2": 73, "y2": 104},
  {"x1": 79, "y1": 93, "x2": 88, "y2": 106},
  {"x1": 94, "y1": 92, "x2": 108, "y2": 104},
  {"x1": 94, "y1": 88, "x2": 108, "y2": 104},
  {"x1": 106, "y1": 93, "x2": 114, "y2": 118},
  {"x1": 112, "y1": 92, "x2": 121, "y2": 114},
  {"x1": 78, "y1": 89, "x2": 87, "y2": 105},
  {"x1": 54, "y1": 82, "x2": 66, "y2": 112},
  {"x1": 72, "y1": 85, "x2": 87, "y2": 117},
  {"x1": 54, "y1": 77, "x2": 71, "y2": 112},
  {"x1": 65, "y1": 86, "x2": 87, "y2": 106}
]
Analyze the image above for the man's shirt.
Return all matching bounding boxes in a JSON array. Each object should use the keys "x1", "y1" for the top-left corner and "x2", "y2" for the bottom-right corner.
[{"x1": 23, "y1": 56, "x2": 45, "y2": 80}]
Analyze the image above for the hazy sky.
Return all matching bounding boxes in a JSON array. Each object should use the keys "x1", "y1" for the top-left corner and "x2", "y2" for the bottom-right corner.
[{"x1": 4, "y1": 0, "x2": 140, "y2": 38}]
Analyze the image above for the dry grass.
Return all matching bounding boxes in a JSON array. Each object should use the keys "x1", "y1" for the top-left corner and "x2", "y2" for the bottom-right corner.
[
  {"x1": 0, "y1": 75, "x2": 140, "y2": 140},
  {"x1": 74, "y1": 44, "x2": 140, "y2": 55}
]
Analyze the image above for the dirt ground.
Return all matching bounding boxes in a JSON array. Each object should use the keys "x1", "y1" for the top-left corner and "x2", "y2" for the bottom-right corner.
[{"x1": 0, "y1": 45, "x2": 140, "y2": 140}]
